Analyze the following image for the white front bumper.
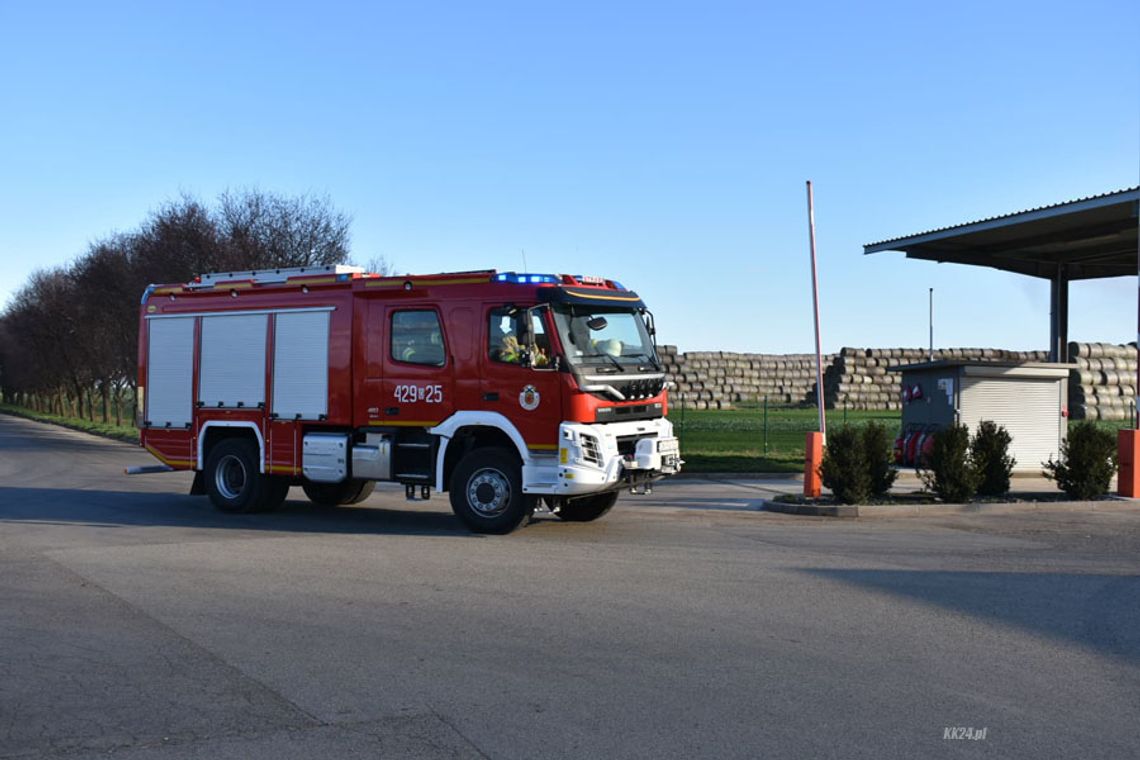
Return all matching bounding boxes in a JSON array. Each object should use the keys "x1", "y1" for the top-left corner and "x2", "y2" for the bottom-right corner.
[{"x1": 522, "y1": 417, "x2": 682, "y2": 496}]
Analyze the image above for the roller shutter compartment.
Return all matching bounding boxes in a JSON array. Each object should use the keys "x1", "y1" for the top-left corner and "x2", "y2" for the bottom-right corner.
[
  {"x1": 959, "y1": 377, "x2": 1061, "y2": 472},
  {"x1": 272, "y1": 310, "x2": 330, "y2": 419},
  {"x1": 198, "y1": 314, "x2": 268, "y2": 408},
  {"x1": 146, "y1": 317, "x2": 195, "y2": 427}
]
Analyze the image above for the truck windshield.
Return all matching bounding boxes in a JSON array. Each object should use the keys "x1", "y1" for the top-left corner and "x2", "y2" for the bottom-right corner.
[{"x1": 550, "y1": 306, "x2": 658, "y2": 371}]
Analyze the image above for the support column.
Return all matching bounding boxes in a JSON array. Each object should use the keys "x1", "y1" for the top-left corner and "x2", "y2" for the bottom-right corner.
[
  {"x1": 1049, "y1": 265, "x2": 1070, "y2": 363},
  {"x1": 1057, "y1": 265, "x2": 1069, "y2": 363}
]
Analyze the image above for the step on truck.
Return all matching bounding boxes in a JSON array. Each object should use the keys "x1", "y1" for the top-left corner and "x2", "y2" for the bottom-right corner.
[{"x1": 134, "y1": 265, "x2": 682, "y2": 533}]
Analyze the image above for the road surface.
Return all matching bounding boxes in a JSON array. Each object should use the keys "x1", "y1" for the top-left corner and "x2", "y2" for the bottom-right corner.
[{"x1": 1, "y1": 414, "x2": 1138, "y2": 759}]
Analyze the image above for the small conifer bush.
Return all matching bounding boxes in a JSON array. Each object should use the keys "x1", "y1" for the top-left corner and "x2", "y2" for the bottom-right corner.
[
  {"x1": 863, "y1": 421, "x2": 898, "y2": 497},
  {"x1": 1043, "y1": 422, "x2": 1118, "y2": 500},
  {"x1": 819, "y1": 425, "x2": 870, "y2": 504},
  {"x1": 920, "y1": 424, "x2": 979, "y2": 503},
  {"x1": 971, "y1": 420, "x2": 1015, "y2": 497}
]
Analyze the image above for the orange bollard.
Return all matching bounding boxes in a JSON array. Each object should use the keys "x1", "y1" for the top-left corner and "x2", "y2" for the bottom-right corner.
[
  {"x1": 1119, "y1": 430, "x2": 1139, "y2": 498},
  {"x1": 804, "y1": 431, "x2": 824, "y2": 498}
]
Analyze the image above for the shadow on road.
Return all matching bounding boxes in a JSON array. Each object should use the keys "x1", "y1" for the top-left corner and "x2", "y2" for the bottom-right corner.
[
  {"x1": 0, "y1": 486, "x2": 478, "y2": 538},
  {"x1": 805, "y1": 568, "x2": 1140, "y2": 663},
  {"x1": 632, "y1": 495, "x2": 765, "y2": 511}
]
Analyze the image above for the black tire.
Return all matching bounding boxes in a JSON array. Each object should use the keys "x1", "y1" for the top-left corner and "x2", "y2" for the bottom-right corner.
[
  {"x1": 261, "y1": 477, "x2": 292, "y2": 512},
  {"x1": 302, "y1": 479, "x2": 375, "y2": 507},
  {"x1": 556, "y1": 491, "x2": 619, "y2": 522},
  {"x1": 449, "y1": 448, "x2": 535, "y2": 534},
  {"x1": 204, "y1": 438, "x2": 272, "y2": 514}
]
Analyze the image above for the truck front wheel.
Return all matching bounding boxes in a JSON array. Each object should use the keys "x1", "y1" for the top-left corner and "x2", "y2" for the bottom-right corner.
[
  {"x1": 204, "y1": 438, "x2": 272, "y2": 514},
  {"x1": 302, "y1": 479, "x2": 375, "y2": 507},
  {"x1": 556, "y1": 491, "x2": 619, "y2": 522},
  {"x1": 449, "y1": 449, "x2": 534, "y2": 534}
]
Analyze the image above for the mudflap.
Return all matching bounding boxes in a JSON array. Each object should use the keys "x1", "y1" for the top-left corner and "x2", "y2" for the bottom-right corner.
[{"x1": 189, "y1": 471, "x2": 206, "y2": 496}]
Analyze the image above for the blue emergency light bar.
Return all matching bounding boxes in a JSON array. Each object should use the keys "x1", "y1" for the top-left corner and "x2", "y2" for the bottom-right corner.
[
  {"x1": 493, "y1": 271, "x2": 628, "y2": 290},
  {"x1": 494, "y1": 272, "x2": 560, "y2": 284}
]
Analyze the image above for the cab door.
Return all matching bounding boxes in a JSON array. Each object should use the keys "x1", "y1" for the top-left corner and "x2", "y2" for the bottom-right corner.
[
  {"x1": 480, "y1": 305, "x2": 563, "y2": 451},
  {"x1": 355, "y1": 298, "x2": 387, "y2": 427},
  {"x1": 381, "y1": 306, "x2": 455, "y2": 427}
]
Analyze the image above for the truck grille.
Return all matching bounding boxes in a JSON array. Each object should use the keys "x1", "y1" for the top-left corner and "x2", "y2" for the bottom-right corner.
[{"x1": 615, "y1": 377, "x2": 665, "y2": 400}]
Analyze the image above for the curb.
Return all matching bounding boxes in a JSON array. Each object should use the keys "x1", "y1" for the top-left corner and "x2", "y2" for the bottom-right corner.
[
  {"x1": 760, "y1": 498, "x2": 1137, "y2": 518},
  {"x1": 762, "y1": 500, "x2": 857, "y2": 518}
]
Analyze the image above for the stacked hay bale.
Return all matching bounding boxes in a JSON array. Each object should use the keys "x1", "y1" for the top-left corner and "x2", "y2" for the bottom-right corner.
[
  {"x1": 1067, "y1": 342, "x2": 1138, "y2": 421},
  {"x1": 661, "y1": 344, "x2": 1138, "y2": 414},
  {"x1": 826, "y1": 347, "x2": 1048, "y2": 410},
  {"x1": 659, "y1": 346, "x2": 831, "y2": 410}
]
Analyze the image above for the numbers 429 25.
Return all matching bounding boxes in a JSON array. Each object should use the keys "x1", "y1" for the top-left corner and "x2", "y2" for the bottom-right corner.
[{"x1": 394, "y1": 384, "x2": 443, "y2": 404}]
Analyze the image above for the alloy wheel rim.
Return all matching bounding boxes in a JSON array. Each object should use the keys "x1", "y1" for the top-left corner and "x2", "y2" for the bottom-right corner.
[
  {"x1": 215, "y1": 454, "x2": 247, "y2": 500},
  {"x1": 467, "y1": 467, "x2": 510, "y2": 517}
]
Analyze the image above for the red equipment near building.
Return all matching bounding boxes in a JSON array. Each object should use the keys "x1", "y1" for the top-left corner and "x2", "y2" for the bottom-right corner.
[{"x1": 134, "y1": 265, "x2": 682, "y2": 533}]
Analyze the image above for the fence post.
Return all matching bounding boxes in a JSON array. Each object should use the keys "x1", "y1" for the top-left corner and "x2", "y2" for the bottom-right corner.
[{"x1": 763, "y1": 396, "x2": 769, "y2": 454}]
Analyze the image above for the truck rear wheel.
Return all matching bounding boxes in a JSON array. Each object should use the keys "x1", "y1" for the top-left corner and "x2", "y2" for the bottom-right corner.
[
  {"x1": 261, "y1": 477, "x2": 292, "y2": 512},
  {"x1": 302, "y1": 479, "x2": 375, "y2": 507},
  {"x1": 556, "y1": 491, "x2": 619, "y2": 522},
  {"x1": 204, "y1": 438, "x2": 272, "y2": 514},
  {"x1": 449, "y1": 448, "x2": 534, "y2": 534}
]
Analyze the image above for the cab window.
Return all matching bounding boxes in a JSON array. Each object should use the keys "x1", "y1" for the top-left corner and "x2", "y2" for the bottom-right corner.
[
  {"x1": 391, "y1": 310, "x2": 445, "y2": 366},
  {"x1": 488, "y1": 307, "x2": 551, "y2": 367}
]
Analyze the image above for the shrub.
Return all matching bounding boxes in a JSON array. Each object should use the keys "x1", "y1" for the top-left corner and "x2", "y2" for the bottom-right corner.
[
  {"x1": 920, "y1": 424, "x2": 979, "y2": 503},
  {"x1": 863, "y1": 421, "x2": 898, "y2": 497},
  {"x1": 819, "y1": 425, "x2": 870, "y2": 504},
  {"x1": 1043, "y1": 422, "x2": 1118, "y2": 500},
  {"x1": 971, "y1": 420, "x2": 1015, "y2": 497}
]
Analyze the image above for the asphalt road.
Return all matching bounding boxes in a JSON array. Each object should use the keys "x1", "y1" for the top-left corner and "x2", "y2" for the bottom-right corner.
[{"x1": 2, "y1": 414, "x2": 1139, "y2": 760}]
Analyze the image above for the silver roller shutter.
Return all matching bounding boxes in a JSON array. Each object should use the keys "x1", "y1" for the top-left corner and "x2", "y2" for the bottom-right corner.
[
  {"x1": 272, "y1": 311, "x2": 330, "y2": 419},
  {"x1": 959, "y1": 377, "x2": 1062, "y2": 472},
  {"x1": 146, "y1": 317, "x2": 195, "y2": 427},
  {"x1": 199, "y1": 314, "x2": 267, "y2": 408}
]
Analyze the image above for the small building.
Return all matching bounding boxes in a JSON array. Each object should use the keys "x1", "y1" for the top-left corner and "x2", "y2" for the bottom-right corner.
[
  {"x1": 898, "y1": 361, "x2": 1069, "y2": 472},
  {"x1": 866, "y1": 187, "x2": 1138, "y2": 495}
]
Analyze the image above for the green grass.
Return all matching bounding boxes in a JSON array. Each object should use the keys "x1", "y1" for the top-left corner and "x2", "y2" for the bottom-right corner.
[
  {"x1": 0, "y1": 404, "x2": 139, "y2": 444},
  {"x1": 668, "y1": 406, "x2": 899, "y2": 473},
  {"x1": 668, "y1": 405, "x2": 1134, "y2": 474}
]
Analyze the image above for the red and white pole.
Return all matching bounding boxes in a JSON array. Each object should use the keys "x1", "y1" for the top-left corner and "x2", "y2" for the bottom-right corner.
[
  {"x1": 807, "y1": 180, "x2": 826, "y2": 440},
  {"x1": 804, "y1": 180, "x2": 826, "y2": 497}
]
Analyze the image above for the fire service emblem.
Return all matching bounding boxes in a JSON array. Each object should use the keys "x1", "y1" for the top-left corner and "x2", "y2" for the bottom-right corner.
[{"x1": 519, "y1": 385, "x2": 541, "y2": 411}]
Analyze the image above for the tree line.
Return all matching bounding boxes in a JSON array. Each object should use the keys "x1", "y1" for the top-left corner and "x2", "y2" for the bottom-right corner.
[{"x1": 0, "y1": 189, "x2": 372, "y2": 425}]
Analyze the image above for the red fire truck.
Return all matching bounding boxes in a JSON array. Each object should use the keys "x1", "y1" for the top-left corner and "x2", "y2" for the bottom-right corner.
[{"x1": 135, "y1": 265, "x2": 681, "y2": 533}]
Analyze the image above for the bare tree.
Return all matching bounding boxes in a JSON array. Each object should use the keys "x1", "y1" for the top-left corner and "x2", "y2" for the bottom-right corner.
[
  {"x1": 133, "y1": 196, "x2": 228, "y2": 283},
  {"x1": 3, "y1": 269, "x2": 91, "y2": 417},
  {"x1": 73, "y1": 238, "x2": 138, "y2": 422},
  {"x1": 0, "y1": 189, "x2": 365, "y2": 420},
  {"x1": 218, "y1": 189, "x2": 351, "y2": 269},
  {"x1": 355, "y1": 256, "x2": 395, "y2": 276}
]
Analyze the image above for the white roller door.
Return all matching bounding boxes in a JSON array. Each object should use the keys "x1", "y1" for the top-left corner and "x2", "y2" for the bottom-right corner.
[
  {"x1": 199, "y1": 314, "x2": 267, "y2": 408},
  {"x1": 272, "y1": 311, "x2": 330, "y2": 419},
  {"x1": 146, "y1": 317, "x2": 195, "y2": 427},
  {"x1": 959, "y1": 378, "x2": 1062, "y2": 472}
]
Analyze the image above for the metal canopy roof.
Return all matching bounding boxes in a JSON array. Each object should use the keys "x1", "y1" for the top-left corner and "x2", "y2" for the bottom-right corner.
[{"x1": 864, "y1": 187, "x2": 1139, "y2": 280}]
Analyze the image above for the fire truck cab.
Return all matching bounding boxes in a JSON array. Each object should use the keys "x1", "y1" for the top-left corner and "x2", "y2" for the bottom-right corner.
[{"x1": 137, "y1": 265, "x2": 681, "y2": 533}]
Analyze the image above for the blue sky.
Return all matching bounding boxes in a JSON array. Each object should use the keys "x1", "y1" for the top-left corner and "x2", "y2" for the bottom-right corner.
[{"x1": 0, "y1": 0, "x2": 1136, "y2": 353}]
